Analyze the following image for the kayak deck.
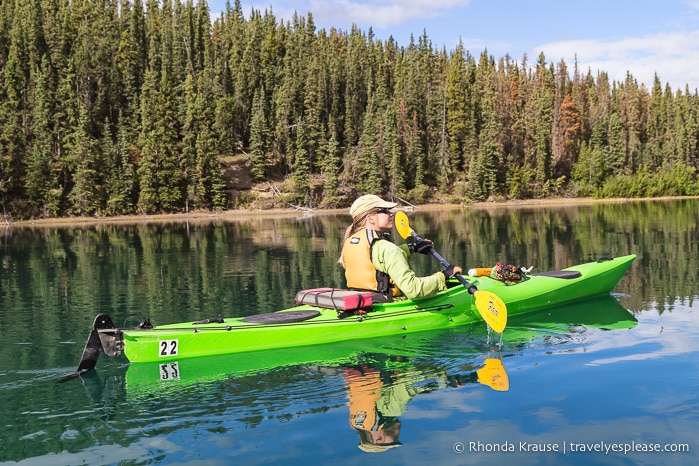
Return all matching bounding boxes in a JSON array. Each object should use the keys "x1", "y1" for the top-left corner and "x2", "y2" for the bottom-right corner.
[{"x1": 471, "y1": 254, "x2": 637, "y2": 313}]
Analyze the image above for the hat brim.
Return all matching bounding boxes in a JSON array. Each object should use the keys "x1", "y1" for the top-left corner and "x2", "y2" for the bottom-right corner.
[
  {"x1": 376, "y1": 201, "x2": 398, "y2": 209},
  {"x1": 358, "y1": 441, "x2": 402, "y2": 453}
]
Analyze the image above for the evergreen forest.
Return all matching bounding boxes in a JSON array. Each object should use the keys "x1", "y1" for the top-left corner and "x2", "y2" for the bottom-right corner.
[{"x1": 2, "y1": 0, "x2": 699, "y2": 220}]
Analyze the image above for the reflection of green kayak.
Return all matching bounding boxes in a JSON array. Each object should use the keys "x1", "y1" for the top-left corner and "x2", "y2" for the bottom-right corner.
[
  {"x1": 125, "y1": 339, "x2": 417, "y2": 393},
  {"x1": 123, "y1": 295, "x2": 635, "y2": 392},
  {"x1": 68, "y1": 254, "x2": 635, "y2": 372},
  {"x1": 507, "y1": 294, "x2": 638, "y2": 331}
]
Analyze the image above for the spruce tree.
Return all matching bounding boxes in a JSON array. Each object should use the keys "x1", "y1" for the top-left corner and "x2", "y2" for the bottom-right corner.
[
  {"x1": 385, "y1": 102, "x2": 405, "y2": 199},
  {"x1": 107, "y1": 114, "x2": 137, "y2": 215},
  {"x1": 67, "y1": 105, "x2": 102, "y2": 215},
  {"x1": 194, "y1": 69, "x2": 226, "y2": 210},
  {"x1": 357, "y1": 84, "x2": 385, "y2": 195},
  {"x1": 292, "y1": 120, "x2": 310, "y2": 204},
  {"x1": 446, "y1": 41, "x2": 468, "y2": 174},
  {"x1": 1, "y1": 2, "x2": 30, "y2": 206},
  {"x1": 533, "y1": 53, "x2": 554, "y2": 193},
  {"x1": 249, "y1": 86, "x2": 269, "y2": 181},
  {"x1": 322, "y1": 121, "x2": 340, "y2": 205},
  {"x1": 25, "y1": 58, "x2": 59, "y2": 216}
]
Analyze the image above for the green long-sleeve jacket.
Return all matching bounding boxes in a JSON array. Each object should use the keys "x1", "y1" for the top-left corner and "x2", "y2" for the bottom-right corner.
[{"x1": 371, "y1": 240, "x2": 446, "y2": 299}]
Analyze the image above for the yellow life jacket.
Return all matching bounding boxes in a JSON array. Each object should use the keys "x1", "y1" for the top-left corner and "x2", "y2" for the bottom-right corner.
[
  {"x1": 346, "y1": 367, "x2": 382, "y2": 431},
  {"x1": 342, "y1": 228, "x2": 400, "y2": 298}
]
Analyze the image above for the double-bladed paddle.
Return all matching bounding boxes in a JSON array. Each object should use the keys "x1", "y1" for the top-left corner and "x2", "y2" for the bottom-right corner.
[{"x1": 394, "y1": 211, "x2": 507, "y2": 333}]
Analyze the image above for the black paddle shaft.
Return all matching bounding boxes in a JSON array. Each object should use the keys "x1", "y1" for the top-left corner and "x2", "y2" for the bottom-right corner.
[{"x1": 410, "y1": 231, "x2": 478, "y2": 295}]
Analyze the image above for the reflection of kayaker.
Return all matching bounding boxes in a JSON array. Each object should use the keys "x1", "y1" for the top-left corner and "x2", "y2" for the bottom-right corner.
[
  {"x1": 346, "y1": 365, "x2": 409, "y2": 452},
  {"x1": 346, "y1": 358, "x2": 508, "y2": 453}
]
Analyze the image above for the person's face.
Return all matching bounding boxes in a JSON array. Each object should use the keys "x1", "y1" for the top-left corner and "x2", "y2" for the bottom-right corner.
[
  {"x1": 368, "y1": 420, "x2": 401, "y2": 444},
  {"x1": 367, "y1": 208, "x2": 394, "y2": 231}
]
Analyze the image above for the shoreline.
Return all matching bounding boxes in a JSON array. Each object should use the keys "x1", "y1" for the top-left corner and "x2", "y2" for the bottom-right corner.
[{"x1": 4, "y1": 196, "x2": 697, "y2": 228}]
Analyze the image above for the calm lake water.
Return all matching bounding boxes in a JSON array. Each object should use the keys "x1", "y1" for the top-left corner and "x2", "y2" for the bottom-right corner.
[{"x1": 1, "y1": 199, "x2": 697, "y2": 465}]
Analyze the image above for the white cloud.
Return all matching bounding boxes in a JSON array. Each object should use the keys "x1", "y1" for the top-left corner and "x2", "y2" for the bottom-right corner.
[
  {"x1": 537, "y1": 31, "x2": 699, "y2": 92},
  {"x1": 243, "y1": 1, "x2": 472, "y2": 28},
  {"x1": 307, "y1": 0, "x2": 472, "y2": 28}
]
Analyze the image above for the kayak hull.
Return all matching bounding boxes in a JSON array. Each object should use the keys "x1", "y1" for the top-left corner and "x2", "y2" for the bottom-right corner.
[
  {"x1": 112, "y1": 254, "x2": 635, "y2": 363},
  {"x1": 124, "y1": 294, "x2": 636, "y2": 391}
]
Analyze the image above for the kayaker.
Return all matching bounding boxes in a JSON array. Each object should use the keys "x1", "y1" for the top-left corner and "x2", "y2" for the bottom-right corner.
[{"x1": 339, "y1": 194, "x2": 462, "y2": 301}]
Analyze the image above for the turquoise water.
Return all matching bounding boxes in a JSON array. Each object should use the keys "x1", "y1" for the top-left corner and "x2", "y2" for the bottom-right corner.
[{"x1": 1, "y1": 200, "x2": 697, "y2": 465}]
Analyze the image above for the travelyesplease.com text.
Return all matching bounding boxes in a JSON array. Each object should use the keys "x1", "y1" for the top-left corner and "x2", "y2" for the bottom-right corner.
[{"x1": 453, "y1": 440, "x2": 690, "y2": 455}]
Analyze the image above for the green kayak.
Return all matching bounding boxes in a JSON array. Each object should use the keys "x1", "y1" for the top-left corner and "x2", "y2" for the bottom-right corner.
[
  {"x1": 64, "y1": 254, "x2": 635, "y2": 377},
  {"x1": 122, "y1": 294, "x2": 636, "y2": 393}
]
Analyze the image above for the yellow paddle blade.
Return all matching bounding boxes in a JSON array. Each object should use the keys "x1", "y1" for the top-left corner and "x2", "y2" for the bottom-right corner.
[
  {"x1": 474, "y1": 290, "x2": 508, "y2": 333},
  {"x1": 477, "y1": 358, "x2": 509, "y2": 391},
  {"x1": 394, "y1": 211, "x2": 413, "y2": 239}
]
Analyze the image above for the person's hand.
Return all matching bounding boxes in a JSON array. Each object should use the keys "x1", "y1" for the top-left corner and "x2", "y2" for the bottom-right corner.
[
  {"x1": 409, "y1": 238, "x2": 433, "y2": 254},
  {"x1": 442, "y1": 265, "x2": 463, "y2": 279}
]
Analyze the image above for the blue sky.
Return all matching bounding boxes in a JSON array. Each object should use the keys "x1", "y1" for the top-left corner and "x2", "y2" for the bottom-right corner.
[{"x1": 207, "y1": 0, "x2": 699, "y2": 92}]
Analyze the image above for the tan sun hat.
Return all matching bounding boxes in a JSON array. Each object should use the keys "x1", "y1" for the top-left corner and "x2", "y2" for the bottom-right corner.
[
  {"x1": 349, "y1": 194, "x2": 398, "y2": 219},
  {"x1": 357, "y1": 441, "x2": 402, "y2": 453}
]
